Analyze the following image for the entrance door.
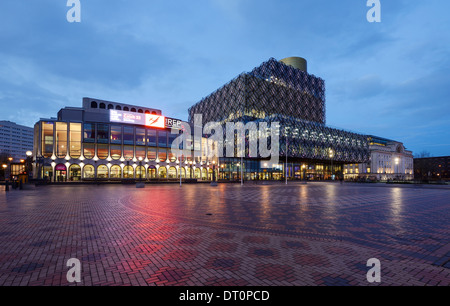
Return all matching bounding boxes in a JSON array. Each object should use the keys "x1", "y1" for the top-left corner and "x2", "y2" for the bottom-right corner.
[{"x1": 55, "y1": 164, "x2": 67, "y2": 182}]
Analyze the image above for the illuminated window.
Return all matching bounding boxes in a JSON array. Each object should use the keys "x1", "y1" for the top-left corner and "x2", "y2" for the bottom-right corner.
[
  {"x1": 135, "y1": 128, "x2": 145, "y2": 146},
  {"x1": 147, "y1": 129, "x2": 157, "y2": 146},
  {"x1": 135, "y1": 146, "x2": 145, "y2": 160},
  {"x1": 168, "y1": 167, "x2": 177, "y2": 179},
  {"x1": 97, "y1": 165, "x2": 108, "y2": 178},
  {"x1": 158, "y1": 167, "x2": 167, "y2": 179},
  {"x1": 147, "y1": 148, "x2": 157, "y2": 161},
  {"x1": 42, "y1": 122, "x2": 54, "y2": 158},
  {"x1": 110, "y1": 165, "x2": 121, "y2": 178},
  {"x1": 83, "y1": 165, "x2": 94, "y2": 178},
  {"x1": 110, "y1": 145, "x2": 122, "y2": 160},
  {"x1": 136, "y1": 166, "x2": 146, "y2": 179},
  {"x1": 169, "y1": 151, "x2": 177, "y2": 162},
  {"x1": 111, "y1": 126, "x2": 122, "y2": 144},
  {"x1": 83, "y1": 123, "x2": 95, "y2": 143},
  {"x1": 123, "y1": 146, "x2": 134, "y2": 160},
  {"x1": 158, "y1": 149, "x2": 167, "y2": 162},
  {"x1": 56, "y1": 122, "x2": 68, "y2": 158},
  {"x1": 83, "y1": 143, "x2": 95, "y2": 159},
  {"x1": 69, "y1": 164, "x2": 81, "y2": 181},
  {"x1": 148, "y1": 166, "x2": 157, "y2": 179},
  {"x1": 123, "y1": 166, "x2": 134, "y2": 178},
  {"x1": 194, "y1": 168, "x2": 201, "y2": 179},
  {"x1": 97, "y1": 144, "x2": 108, "y2": 160},
  {"x1": 70, "y1": 123, "x2": 81, "y2": 159}
]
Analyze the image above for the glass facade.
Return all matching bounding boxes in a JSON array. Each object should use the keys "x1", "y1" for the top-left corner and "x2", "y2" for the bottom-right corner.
[
  {"x1": 97, "y1": 124, "x2": 109, "y2": 144},
  {"x1": 111, "y1": 126, "x2": 122, "y2": 144},
  {"x1": 56, "y1": 122, "x2": 67, "y2": 158},
  {"x1": 42, "y1": 122, "x2": 54, "y2": 158},
  {"x1": 84, "y1": 123, "x2": 95, "y2": 143},
  {"x1": 70, "y1": 123, "x2": 81, "y2": 158}
]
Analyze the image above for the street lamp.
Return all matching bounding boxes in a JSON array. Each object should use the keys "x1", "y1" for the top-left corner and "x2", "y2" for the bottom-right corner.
[
  {"x1": 26, "y1": 151, "x2": 33, "y2": 180},
  {"x1": 236, "y1": 162, "x2": 242, "y2": 185},
  {"x1": 395, "y1": 157, "x2": 399, "y2": 180},
  {"x1": 329, "y1": 149, "x2": 334, "y2": 180},
  {"x1": 138, "y1": 157, "x2": 143, "y2": 181},
  {"x1": 2, "y1": 164, "x2": 8, "y2": 191},
  {"x1": 7, "y1": 157, "x2": 13, "y2": 180},
  {"x1": 136, "y1": 157, "x2": 145, "y2": 188},
  {"x1": 211, "y1": 160, "x2": 218, "y2": 186}
]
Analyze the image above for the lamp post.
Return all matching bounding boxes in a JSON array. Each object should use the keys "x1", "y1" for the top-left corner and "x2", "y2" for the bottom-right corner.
[
  {"x1": 329, "y1": 149, "x2": 334, "y2": 180},
  {"x1": 2, "y1": 164, "x2": 7, "y2": 191},
  {"x1": 237, "y1": 162, "x2": 243, "y2": 185},
  {"x1": 26, "y1": 151, "x2": 32, "y2": 182},
  {"x1": 7, "y1": 157, "x2": 13, "y2": 181},
  {"x1": 285, "y1": 137, "x2": 288, "y2": 185},
  {"x1": 138, "y1": 157, "x2": 143, "y2": 181},
  {"x1": 189, "y1": 161, "x2": 193, "y2": 180},
  {"x1": 302, "y1": 164, "x2": 307, "y2": 184},
  {"x1": 211, "y1": 160, "x2": 218, "y2": 186},
  {"x1": 136, "y1": 157, "x2": 145, "y2": 188},
  {"x1": 395, "y1": 157, "x2": 399, "y2": 181}
]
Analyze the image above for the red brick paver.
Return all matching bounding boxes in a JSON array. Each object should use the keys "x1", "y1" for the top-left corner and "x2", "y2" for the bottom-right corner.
[{"x1": 0, "y1": 182, "x2": 449, "y2": 286}]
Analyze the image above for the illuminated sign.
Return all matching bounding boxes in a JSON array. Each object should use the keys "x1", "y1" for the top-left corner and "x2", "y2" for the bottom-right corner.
[
  {"x1": 145, "y1": 114, "x2": 165, "y2": 128},
  {"x1": 110, "y1": 110, "x2": 182, "y2": 130},
  {"x1": 110, "y1": 110, "x2": 145, "y2": 125}
]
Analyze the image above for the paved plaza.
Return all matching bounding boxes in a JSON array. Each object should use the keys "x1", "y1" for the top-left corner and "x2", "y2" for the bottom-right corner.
[{"x1": 0, "y1": 182, "x2": 449, "y2": 286}]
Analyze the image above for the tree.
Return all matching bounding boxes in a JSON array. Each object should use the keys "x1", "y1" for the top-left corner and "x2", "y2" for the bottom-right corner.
[{"x1": 414, "y1": 150, "x2": 432, "y2": 158}]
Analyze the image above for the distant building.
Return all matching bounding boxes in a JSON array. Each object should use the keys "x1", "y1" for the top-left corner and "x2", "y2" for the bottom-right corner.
[
  {"x1": 0, "y1": 120, "x2": 33, "y2": 161},
  {"x1": 344, "y1": 136, "x2": 414, "y2": 181},
  {"x1": 414, "y1": 156, "x2": 450, "y2": 181}
]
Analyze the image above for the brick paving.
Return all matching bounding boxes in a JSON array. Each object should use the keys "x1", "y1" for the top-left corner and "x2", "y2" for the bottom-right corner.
[{"x1": 0, "y1": 182, "x2": 449, "y2": 286}]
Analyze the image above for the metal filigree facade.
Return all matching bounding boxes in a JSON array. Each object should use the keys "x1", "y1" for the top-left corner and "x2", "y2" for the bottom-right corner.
[
  {"x1": 189, "y1": 58, "x2": 325, "y2": 125},
  {"x1": 262, "y1": 115, "x2": 369, "y2": 163}
]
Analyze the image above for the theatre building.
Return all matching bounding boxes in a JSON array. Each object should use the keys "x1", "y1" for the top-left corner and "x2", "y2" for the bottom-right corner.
[{"x1": 32, "y1": 98, "x2": 218, "y2": 182}]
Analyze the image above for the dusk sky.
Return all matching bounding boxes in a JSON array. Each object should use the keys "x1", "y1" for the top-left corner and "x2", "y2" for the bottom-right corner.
[{"x1": 0, "y1": 0, "x2": 449, "y2": 156}]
